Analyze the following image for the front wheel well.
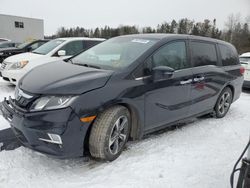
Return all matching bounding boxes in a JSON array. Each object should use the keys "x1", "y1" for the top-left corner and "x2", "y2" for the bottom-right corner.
[
  {"x1": 83, "y1": 103, "x2": 141, "y2": 155},
  {"x1": 117, "y1": 103, "x2": 141, "y2": 141}
]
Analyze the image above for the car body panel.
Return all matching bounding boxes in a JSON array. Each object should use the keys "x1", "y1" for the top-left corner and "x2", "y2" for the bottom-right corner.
[
  {"x1": 0, "y1": 34, "x2": 244, "y2": 158},
  {"x1": 240, "y1": 52, "x2": 250, "y2": 88},
  {"x1": 19, "y1": 61, "x2": 114, "y2": 95},
  {"x1": 0, "y1": 99, "x2": 88, "y2": 158},
  {"x1": 144, "y1": 68, "x2": 193, "y2": 130}
]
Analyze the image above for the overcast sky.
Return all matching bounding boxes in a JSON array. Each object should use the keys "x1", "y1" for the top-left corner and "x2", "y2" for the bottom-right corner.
[{"x1": 0, "y1": 0, "x2": 249, "y2": 35}]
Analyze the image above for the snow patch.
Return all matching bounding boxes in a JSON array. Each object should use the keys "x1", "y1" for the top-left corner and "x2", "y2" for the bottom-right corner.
[{"x1": 0, "y1": 80, "x2": 249, "y2": 188}]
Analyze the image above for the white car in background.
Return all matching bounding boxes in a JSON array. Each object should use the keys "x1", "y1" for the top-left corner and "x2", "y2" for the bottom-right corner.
[
  {"x1": 0, "y1": 37, "x2": 105, "y2": 85},
  {"x1": 0, "y1": 38, "x2": 10, "y2": 42},
  {"x1": 240, "y1": 52, "x2": 250, "y2": 88}
]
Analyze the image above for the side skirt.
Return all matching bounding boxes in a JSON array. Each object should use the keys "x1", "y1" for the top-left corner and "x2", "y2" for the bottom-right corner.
[{"x1": 143, "y1": 109, "x2": 214, "y2": 136}]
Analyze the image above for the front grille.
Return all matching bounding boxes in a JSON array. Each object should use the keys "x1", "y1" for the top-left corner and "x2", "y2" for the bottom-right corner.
[
  {"x1": 14, "y1": 88, "x2": 38, "y2": 109},
  {"x1": 16, "y1": 96, "x2": 31, "y2": 107},
  {"x1": 1, "y1": 62, "x2": 7, "y2": 69}
]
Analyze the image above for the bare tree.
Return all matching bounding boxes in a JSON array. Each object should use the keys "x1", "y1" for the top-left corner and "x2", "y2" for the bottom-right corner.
[{"x1": 224, "y1": 13, "x2": 242, "y2": 42}]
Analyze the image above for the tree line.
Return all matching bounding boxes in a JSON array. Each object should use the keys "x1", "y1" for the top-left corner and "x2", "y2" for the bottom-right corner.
[{"x1": 47, "y1": 14, "x2": 250, "y2": 54}]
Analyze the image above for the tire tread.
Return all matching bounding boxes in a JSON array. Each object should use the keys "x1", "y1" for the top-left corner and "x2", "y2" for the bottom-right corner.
[{"x1": 89, "y1": 106, "x2": 128, "y2": 160}]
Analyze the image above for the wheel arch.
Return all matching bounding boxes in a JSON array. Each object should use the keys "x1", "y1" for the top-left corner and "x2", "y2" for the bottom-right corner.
[
  {"x1": 226, "y1": 84, "x2": 235, "y2": 100},
  {"x1": 116, "y1": 102, "x2": 143, "y2": 141},
  {"x1": 83, "y1": 102, "x2": 143, "y2": 153},
  {"x1": 214, "y1": 84, "x2": 234, "y2": 110}
]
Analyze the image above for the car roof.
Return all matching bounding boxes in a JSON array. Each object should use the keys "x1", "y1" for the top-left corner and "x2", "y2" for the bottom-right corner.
[
  {"x1": 240, "y1": 52, "x2": 250, "y2": 57},
  {"x1": 35, "y1": 39, "x2": 50, "y2": 42},
  {"x1": 117, "y1": 33, "x2": 231, "y2": 46},
  {"x1": 56, "y1": 37, "x2": 105, "y2": 41},
  {"x1": 0, "y1": 38, "x2": 10, "y2": 41}
]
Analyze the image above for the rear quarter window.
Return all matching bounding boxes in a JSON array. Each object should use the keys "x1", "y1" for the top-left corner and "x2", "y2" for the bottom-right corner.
[
  {"x1": 190, "y1": 41, "x2": 218, "y2": 67},
  {"x1": 219, "y1": 44, "x2": 239, "y2": 66}
]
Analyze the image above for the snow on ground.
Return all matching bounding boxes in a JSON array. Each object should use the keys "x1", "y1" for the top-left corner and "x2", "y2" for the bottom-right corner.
[
  {"x1": 0, "y1": 80, "x2": 14, "y2": 130},
  {"x1": 0, "y1": 79, "x2": 250, "y2": 188}
]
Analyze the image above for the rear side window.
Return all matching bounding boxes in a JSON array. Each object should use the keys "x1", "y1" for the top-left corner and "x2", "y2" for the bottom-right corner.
[
  {"x1": 191, "y1": 41, "x2": 218, "y2": 67},
  {"x1": 219, "y1": 44, "x2": 239, "y2": 66}
]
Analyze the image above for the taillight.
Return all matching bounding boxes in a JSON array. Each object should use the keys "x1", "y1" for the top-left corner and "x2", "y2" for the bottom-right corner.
[{"x1": 240, "y1": 66, "x2": 245, "y2": 75}]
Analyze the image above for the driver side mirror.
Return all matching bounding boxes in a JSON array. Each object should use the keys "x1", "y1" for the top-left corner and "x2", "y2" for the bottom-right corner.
[
  {"x1": 57, "y1": 50, "x2": 66, "y2": 57},
  {"x1": 152, "y1": 66, "x2": 174, "y2": 81}
]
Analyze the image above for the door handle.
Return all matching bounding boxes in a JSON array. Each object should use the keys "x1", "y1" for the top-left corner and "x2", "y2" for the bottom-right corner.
[
  {"x1": 193, "y1": 76, "x2": 205, "y2": 82},
  {"x1": 180, "y1": 79, "x2": 193, "y2": 85}
]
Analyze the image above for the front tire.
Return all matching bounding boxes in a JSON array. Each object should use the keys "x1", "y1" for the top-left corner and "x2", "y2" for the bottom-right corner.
[
  {"x1": 214, "y1": 87, "x2": 233, "y2": 118},
  {"x1": 89, "y1": 106, "x2": 130, "y2": 161}
]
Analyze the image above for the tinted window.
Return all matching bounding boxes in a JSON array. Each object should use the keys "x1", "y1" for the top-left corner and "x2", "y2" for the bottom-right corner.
[
  {"x1": 59, "y1": 41, "x2": 84, "y2": 56},
  {"x1": 219, "y1": 44, "x2": 238, "y2": 66},
  {"x1": 84, "y1": 41, "x2": 102, "y2": 49},
  {"x1": 29, "y1": 42, "x2": 41, "y2": 51},
  {"x1": 191, "y1": 41, "x2": 218, "y2": 67},
  {"x1": 17, "y1": 41, "x2": 32, "y2": 49},
  {"x1": 0, "y1": 42, "x2": 14, "y2": 48},
  {"x1": 149, "y1": 41, "x2": 188, "y2": 70}
]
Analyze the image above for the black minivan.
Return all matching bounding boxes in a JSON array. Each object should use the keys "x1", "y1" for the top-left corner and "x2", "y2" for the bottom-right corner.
[{"x1": 0, "y1": 34, "x2": 244, "y2": 161}]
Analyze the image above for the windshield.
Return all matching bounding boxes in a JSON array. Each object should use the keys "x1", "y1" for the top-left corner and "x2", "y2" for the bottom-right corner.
[
  {"x1": 17, "y1": 41, "x2": 32, "y2": 49},
  {"x1": 72, "y1": 37, "x2": 158, "y2": 70},
  {"x1": 32, "y1": 39, "x2": 65, "y2": 55},
  {"x1": 240, "y1": 57, "x2": 250, "y2": 62}
]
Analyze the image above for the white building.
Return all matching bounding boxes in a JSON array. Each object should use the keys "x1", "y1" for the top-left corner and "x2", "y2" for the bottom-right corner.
[{"x1": 0, "y1": 14, "x2": 44, "y2": 43}]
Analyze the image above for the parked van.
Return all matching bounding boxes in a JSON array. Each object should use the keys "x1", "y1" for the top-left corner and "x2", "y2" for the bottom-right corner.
[
  {"x1": 0, "y1": 37, "x2": 105, "y2": 84},
  {"x1": 0, "y1": 34, "x2": 244, "y2": 161},
  {"x1": 240, "y1": 52, "x2": 250, "y2": 88}
]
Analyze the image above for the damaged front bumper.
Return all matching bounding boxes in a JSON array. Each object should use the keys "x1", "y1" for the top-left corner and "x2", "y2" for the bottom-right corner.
[{"x1": 0, "y1": 97, "x2": 90, "y2": 158}]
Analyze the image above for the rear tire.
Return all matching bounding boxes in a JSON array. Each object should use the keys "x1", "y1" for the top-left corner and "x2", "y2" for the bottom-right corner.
[
  {"x1": 89, "y1": 106, "x2": 130, "y2": 161},
  {"x1": 214, "y1": 87, "x2": 233, "y2": 118}
]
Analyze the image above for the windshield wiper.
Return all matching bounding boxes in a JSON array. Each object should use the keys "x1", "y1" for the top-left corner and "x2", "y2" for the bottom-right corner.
[
  {"x1": 74, "y1": 63, "x2": 101, "y2": 69},
  {"x1": 66, "y1": 59, "x2": 74, "y2": 64}
]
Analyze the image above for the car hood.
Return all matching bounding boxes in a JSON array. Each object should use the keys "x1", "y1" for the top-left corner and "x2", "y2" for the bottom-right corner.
[
  {"x1": 4, "y1": 52, "x2": 44, "y2": 63},
  {"x1": 19, "y1": 61, "x2": 114, "y2": 95}
]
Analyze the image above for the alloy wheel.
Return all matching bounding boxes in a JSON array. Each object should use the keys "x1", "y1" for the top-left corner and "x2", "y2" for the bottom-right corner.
[
  {"x1": 218, "y1": 91, "x2": 231, "y2": 116},
  {"x1": 109, "y1": 115, "x2": 128, "y2": 155}
]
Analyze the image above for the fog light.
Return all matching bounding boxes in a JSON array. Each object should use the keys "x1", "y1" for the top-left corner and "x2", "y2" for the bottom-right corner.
[{"x1": 39, "y1": 133, "x2": 62, "y2": 145}]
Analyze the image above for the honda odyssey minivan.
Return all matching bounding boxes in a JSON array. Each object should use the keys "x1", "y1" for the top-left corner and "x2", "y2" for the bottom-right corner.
[{"x1": 0, "y1": 34, "x2": 244, "y2": 161}]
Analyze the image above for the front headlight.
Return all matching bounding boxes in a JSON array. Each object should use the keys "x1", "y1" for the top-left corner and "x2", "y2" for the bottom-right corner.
[
  {"x1": 30, "y1": 96, "x2": 76, "y2": 111},
  {"x1": 0, "y1": 52, "x2": 4, "y2": 56},
  {"x1": 10, "y1": 61, "x2": 29, "y2": 70}
]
